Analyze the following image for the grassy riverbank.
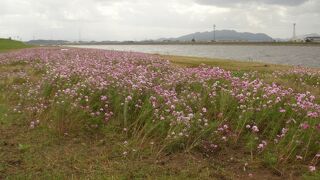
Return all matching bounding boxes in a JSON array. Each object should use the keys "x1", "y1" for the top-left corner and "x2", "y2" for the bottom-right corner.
[
  {"x1": 0, "y1": 39, "x2": 31, "y2": 52},
  {"x1": 0, "y1": 47, "x2": 319, "y2": 179},
  {"x1": 164, "y1": 55, "x2": 291, "y2": 71}
]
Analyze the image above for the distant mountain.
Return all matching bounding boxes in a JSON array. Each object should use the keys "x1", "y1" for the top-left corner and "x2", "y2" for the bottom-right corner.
[
  {"x1": 26, "y1": 40, "x2": 70, "y2": 45},
  {"x1": 159, "y1": 30, "x2": 274, "y2": 42}
]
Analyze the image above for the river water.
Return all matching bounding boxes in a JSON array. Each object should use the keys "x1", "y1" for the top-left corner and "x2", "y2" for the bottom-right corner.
[{"x1": 69, "y1": 45, "x2": 320, "y2": 67}]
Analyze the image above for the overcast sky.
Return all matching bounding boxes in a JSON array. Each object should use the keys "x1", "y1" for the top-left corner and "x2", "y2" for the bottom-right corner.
[{"x1": 0, "y1": 0, "x2": 319, "y2": 41}]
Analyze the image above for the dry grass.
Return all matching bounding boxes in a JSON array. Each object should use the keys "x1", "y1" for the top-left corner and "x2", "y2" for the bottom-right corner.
[{"x1": 163, "y1": 55, "x2": 292, "y2": 72}]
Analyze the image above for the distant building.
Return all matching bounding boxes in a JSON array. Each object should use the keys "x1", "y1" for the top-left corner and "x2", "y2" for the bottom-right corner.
[{"x1": 305, "y1": 36, "x2": 320, "y2": 42}]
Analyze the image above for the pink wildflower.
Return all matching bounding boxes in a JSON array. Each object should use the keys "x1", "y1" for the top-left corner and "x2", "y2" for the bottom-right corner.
[
  {"x1": 126, "y1": 95, "x2": 132, "y2": 101},
  {"x1": 300, "y1": 122, "x2": 310, "y2": 130},
  {"x1": 101, "y1": 96, "x2": 107, "y2": 101},
  {"x1": 257, "y1": 140, "x2": 267, "y2": 151},
  {"x1": 202, "y1": 107, "x2": 207, "y2": 113},
  {"x1": 309, "y1": 166, "x2": 316, "y2": 172},
  {"x1": 252, "y1": 126, "x2": 259, "y2": 133},
  {"x1": 279, "y1": 108, "x2": 286, "y2": 113}
]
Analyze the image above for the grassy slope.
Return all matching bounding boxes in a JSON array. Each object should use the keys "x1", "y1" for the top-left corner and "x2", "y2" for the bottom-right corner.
[
  {"x1": 1, "y1": 50, "x2": 319, "y2": 179},
  {"x1": 0, "y1": 39, "x2": 31, "y2": 52},
  {"x1": 163, "y1": 55, "x2": 291, "y2": 71}
]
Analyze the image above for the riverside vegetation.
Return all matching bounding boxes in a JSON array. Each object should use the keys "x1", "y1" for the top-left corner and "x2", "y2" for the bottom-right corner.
[
  {"x1": 0, "y1": 47, "x2": 319, "y2": 179},
  {"x1": 0, "y1": 39, "x2": 30, "y2": 52}
]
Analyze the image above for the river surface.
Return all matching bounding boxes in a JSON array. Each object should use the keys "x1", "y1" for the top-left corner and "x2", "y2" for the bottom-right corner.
[{"x1": 69, "y1": 45, "x2": 320, "y2": 67}]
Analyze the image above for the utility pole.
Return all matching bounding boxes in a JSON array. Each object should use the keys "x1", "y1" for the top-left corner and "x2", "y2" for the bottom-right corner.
[
  {"x1": 78, "y1": 28, "x2": 82, "y2": 43},
  {"x1": 213, "y1": 24, "x2": 216, "y2": 42},
  {"x1": 292, "y1": 23, "x2": 296, "y2": 41}
]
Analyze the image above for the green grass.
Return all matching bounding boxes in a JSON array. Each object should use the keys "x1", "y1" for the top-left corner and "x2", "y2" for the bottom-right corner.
[
  {"x1": 0, "y1": 38, "x2": 31, "y2": 52},
  {"x1": 1, "y1": 53, "x2": 319, "y2": 179}
]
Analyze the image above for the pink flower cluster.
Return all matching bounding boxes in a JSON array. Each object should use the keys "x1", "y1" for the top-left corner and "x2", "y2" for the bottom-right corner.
[{"x1": 1, "y1": 48, "x2": 319, "y2": 164}]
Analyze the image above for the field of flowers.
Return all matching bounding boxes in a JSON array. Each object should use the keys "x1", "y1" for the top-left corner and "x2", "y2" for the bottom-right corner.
[{"x1": 0, "y1": 47, "x2": 319, "y2": 178}]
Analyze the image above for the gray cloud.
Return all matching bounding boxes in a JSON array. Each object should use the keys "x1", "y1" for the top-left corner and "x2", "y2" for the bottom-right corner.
[
  {"x1": 196, "y1": 0, "x2": 309, "y2": 6},
  {"x1": 0, "y1": 0, "x2": 319, "y2": 41}
]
